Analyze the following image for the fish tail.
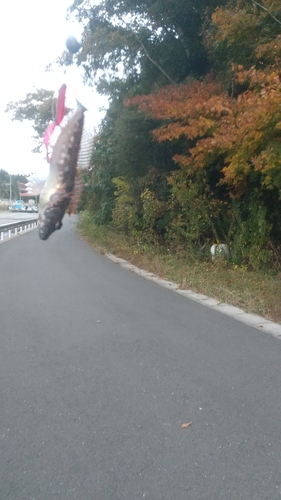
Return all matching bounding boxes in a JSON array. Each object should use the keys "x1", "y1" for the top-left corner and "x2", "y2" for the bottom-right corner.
[{"x1": 76, "y1": 100, "x2": 88, "y2": 112}]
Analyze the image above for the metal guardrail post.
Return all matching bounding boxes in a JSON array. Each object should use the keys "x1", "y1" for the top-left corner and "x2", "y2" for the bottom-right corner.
[{"x1": 0, "y1": 218, "x2": 38, "y2": 242}]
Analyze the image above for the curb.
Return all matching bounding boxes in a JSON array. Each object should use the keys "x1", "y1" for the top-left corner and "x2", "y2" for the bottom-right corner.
[{"x1": 106, "y1": 253, "x2": 281, "y2": 340}]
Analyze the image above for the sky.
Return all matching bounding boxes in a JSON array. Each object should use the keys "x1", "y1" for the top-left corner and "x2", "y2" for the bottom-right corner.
[{"x1": 0, "y1": 0, "x2": 106, "y2": 176}]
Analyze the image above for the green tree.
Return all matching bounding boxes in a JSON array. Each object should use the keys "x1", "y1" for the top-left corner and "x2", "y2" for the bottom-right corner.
[
  {"x1": 0, "y1": 169, "x2": 27, "y2": 200},
  {"x1": 69, "y1": 0, "x2": 227, "y2": 95},
  {"x1": 5, "y1": 89, "x2": 55, "y2": 152},
  {"x1": 68, "y1": 0, "x2": 231, "y2": 245}
]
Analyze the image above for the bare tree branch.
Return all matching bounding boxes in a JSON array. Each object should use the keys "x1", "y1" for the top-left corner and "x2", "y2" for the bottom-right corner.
[
  {"x1": 107, "y1": 6, "x2": 176, "y2": 85},
  {"x1": 134, "y1": 35, "x2": 176, "y2": 84},
  {"x1": 252, "y1": 0, "x2": 281, "y2": 27}
]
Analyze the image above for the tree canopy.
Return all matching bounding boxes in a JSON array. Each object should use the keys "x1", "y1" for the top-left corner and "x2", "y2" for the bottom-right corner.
[
  {"x1": 70, "y1": 0, "x2": 228, "y2": 93},
  {"x1": 0, "y1": 169, "x2": 27, "y2": 200},
  {"x1": 5, "y1": 89, "x2": 55, "y2": 153},
  {"x1": 6, "y1": 0, "x2": 281, "y2": 268}
]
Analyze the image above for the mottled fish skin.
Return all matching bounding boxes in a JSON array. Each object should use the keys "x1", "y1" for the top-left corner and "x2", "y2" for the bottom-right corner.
[{"x1": 38, "y1": 102, "x2": 86, "y2": 241}]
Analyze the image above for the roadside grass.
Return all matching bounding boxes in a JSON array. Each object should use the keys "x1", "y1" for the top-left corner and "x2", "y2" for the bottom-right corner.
[{"x1": 77, "y1": 212, "x2": 281, "y2": 324}]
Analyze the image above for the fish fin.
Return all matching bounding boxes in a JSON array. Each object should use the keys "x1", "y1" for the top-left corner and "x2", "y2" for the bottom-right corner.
[
  {"x1": 76, "y1": 100, "x2": 87, "y2": 112},
  {"x1": 43, "y1": 84, "x2": 67, "y2": 163},
  {"x1": 67, "y1": 173, "x2": 83, "y2": 215},
  {"x1": 67, "y1": 172, "x2": 83, "y2": 215},
  {"x1": 77, "y1": 117, "x2": 95, "y2": 169},
  {"x1": 43, "y1": 123, "x2": 56, "y2": 163},
  {"x1": 18, "y1": 176, "x2": 46, "y2": 197},
  {"x1": 55, "y1": 84, "x2": 67, "y2": 125}
]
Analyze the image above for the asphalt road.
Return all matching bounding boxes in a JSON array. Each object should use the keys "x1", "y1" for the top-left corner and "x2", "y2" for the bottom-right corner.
[
  {"x1": 0, "y1": 211, "x2": 38, "y2": 226},
  {"x1": 1, "y1": 216, "x2": 281, "y2": 500}
]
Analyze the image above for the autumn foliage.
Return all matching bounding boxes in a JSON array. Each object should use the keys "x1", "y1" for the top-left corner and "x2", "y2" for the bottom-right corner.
[
  {"x1": 10, "y1": 0, "x2": 275, "y2": 270},
  {"x1": 74, "y1": 1, "x2": 279, "y2": 268},
  {"x1": 126, "y1": 66, "x2": 281, "y2": 197}
]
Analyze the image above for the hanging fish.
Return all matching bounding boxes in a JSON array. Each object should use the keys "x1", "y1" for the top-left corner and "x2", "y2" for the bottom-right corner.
[
  {"x1": 38, "y1": 100, "x2": 87, "y2": 240},
  {"x1": 20, "y1": 86, "x2": 94, "y2": 241}
]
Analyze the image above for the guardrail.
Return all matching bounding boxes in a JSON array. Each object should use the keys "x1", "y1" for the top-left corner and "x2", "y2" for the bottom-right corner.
[{"x1": 0, "y1": 218, "x2": 38, "y2": 242}]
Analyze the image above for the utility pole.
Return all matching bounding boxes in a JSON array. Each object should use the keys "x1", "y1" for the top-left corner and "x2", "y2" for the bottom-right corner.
[{"x1": 9, "y1": 175, "x2": 12, "y2": 204}]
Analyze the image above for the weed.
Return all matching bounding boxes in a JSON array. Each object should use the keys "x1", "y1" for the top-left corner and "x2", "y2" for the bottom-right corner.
[{"x1": 78, "y1": 211, "x2": 281, "y2": 323}]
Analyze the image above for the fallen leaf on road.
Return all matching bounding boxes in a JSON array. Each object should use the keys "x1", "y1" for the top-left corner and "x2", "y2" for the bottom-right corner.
[{"x1": 181, "y1": 422, "x2": 192, "y2": 429}]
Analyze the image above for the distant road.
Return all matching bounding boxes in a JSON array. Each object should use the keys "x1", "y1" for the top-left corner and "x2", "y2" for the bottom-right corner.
[
  {"x1": 1, "y1": 216, "x2": 281, "y2": 500},
  {"x1": 0, "y1": 210, "x2": 37, "y2": 225}
]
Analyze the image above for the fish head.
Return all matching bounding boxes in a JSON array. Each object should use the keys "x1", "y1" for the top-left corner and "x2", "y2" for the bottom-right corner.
[{"x1": 38, "y1": 202, "x2": 67, "y2": 240}]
